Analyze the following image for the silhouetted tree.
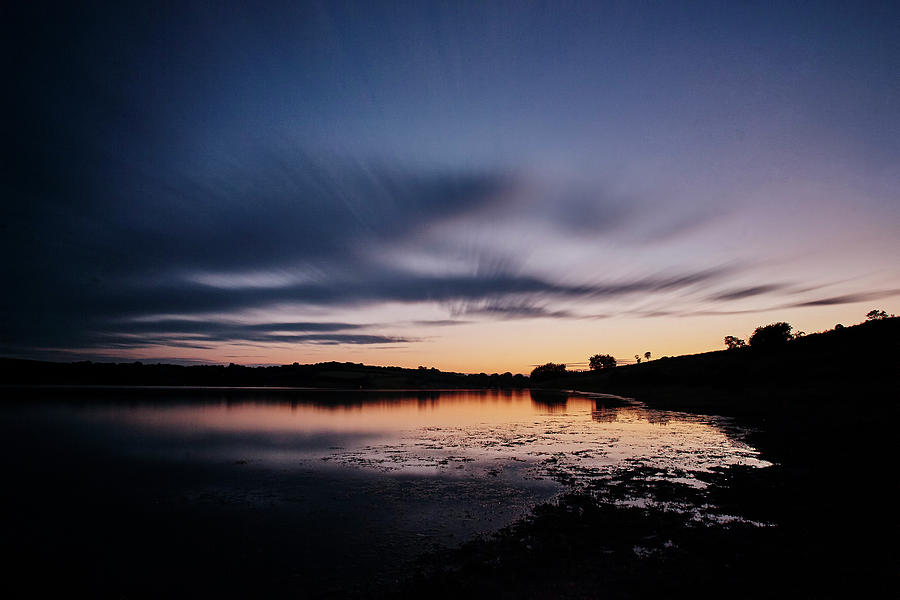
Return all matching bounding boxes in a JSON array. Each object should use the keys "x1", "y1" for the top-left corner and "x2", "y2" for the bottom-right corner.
[
  {"x1": 724, "y1": 335, "x2": 746, "y2": 349},
  {"x1": 530, "y1": 362, "x2": 567, "y2": 381},
  {"x1": 644, "y1": 351, "x2": 651, "y2": 361},
  {"x1": 634, "y1": 354, "x2": 642, "y2": 364},
  {"x1": 866, "y1": 309, "x2": 889, "y2": 321},
  {"x1": 589, "y1": 354, "x2": 617, "y2": 370},
  {"x1": 748, "y1": 322, "x2": 793, "y2": 349}
]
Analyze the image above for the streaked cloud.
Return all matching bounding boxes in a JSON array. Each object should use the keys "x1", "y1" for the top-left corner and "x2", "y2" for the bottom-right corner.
[{"x1": 3, "y1": 2, "x2": 898, "y2": 369}]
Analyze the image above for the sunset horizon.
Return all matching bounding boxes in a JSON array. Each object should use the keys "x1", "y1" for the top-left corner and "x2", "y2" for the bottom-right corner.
[
  {"x1": 5, "y1": 2, "x2": 898, "y2": 374},
  {"x1": 16, "y1": 305, "x2": 893, "y2": 375},
  {"x1": 4, "y1": 2, "x2": 898, "y2": 596}
]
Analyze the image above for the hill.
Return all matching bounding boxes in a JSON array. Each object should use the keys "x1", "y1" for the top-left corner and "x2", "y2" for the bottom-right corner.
[
  {"x1": 537, "y1": 316, "x2": 900, "y2": 417},
  {"x1": 504, "y1": 316, "x2": 899, "y2": 596},
  {"x1": 0, "y1": 358, "x2": 527, "y2": 389},
  {"x1": 396, "y1": 317, "x2": 900, "y2": 598}
]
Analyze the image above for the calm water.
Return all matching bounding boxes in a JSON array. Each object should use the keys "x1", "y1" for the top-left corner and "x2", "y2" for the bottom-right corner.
[{"x1": 1, "y1": 387, "x2": 770, "y2": 596}]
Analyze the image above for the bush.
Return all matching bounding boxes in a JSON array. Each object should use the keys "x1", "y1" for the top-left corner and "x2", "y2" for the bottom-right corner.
[
  {"x1": 748, "y1": 322, "x2": 793, "y2": 349},
  {"x1": 530, "y1": 362, "x2": 567, "y2": 381},
  {"x1": 589, "y1": 354, "x2": 617, "y2": 370},
  {"x1": 724, "y1": 335, "x2": 746, "y2": 349}
]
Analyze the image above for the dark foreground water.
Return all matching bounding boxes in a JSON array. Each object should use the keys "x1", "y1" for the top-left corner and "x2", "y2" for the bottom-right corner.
[{"x1": 0, "y1": 387, "x2": 769, "y2": 597}]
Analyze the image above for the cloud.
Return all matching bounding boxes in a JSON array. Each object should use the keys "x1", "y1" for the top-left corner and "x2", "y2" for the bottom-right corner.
[
  {"x1": 785, "y1": 289, "x2": 900, "y2": 308},
  {"x1": 94, "y1": 329, "x2": 412, "y2": 350},
  {"x1": 409, "y1": 319, "x2": 473, "y2": 327},
  {"x1": 119, "y1": 266, "x2": 736, "y2": 318},
  {"x1": 83, "y1": 319, "x2": 413, "y2": 349},
  {"x1": 113, "y1": 320, "x2": 368, "y2": 336},
  {"x1": 1, "y1": 256, "x2": 738, "y2": 356},
  {"x1": 4, "y1": 0, "x2": 900, "y2": 369},
  {"x1": 447, "y1": 299, "x2": 576, "y2": 319},
  {"x1": 674, "y1": 288, "x2": 900, "y2": 318},
  {"x1": 707, "y1": 284, "x2": 787, "y2": 302},
  {"x1": 1, "y1": 138, "x2": 515, "y2": 355}
]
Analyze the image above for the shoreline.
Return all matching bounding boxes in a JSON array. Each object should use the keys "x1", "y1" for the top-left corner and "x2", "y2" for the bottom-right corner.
[{"x1": 394, "y1": 378, "x2": 898, "y2": 598}]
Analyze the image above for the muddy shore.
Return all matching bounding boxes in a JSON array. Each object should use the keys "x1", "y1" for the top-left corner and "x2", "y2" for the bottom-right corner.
[{"x1": 394, "y1": 380, "x2": 898, "y2": 599}]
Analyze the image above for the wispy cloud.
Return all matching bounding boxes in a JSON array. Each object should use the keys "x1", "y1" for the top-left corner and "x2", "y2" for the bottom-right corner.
[
  {"x1": 784, "y1": 289, "x2": 900, "y2": 308},
  {"x1": 4, "y1": 0, "x2": 899, "y2": 364},
  {"x1": 707, "y1": 284, "x2": 787, "y2": 302},
  {"x1": 447, "y1": 300, "x2": 576, "y2": 319}
]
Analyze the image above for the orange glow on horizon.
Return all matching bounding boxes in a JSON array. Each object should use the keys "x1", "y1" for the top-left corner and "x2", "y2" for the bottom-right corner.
[{"x1": 89, "y1": 301, "x2": 895, "y2": 374}]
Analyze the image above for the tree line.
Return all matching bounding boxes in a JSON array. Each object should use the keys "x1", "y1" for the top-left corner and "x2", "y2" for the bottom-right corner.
[{"x1": 723, "y1": 308, "x2": 894, "y2": 350}]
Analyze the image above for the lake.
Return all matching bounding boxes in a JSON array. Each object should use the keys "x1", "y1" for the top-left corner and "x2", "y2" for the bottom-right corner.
[{"x1": 0, "y1": 387, "x2": 770, "y2": 597}]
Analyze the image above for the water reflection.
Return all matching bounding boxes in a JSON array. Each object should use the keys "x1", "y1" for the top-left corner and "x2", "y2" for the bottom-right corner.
[
  {"x1": 6, "y1": 387, "x2": 768, "y2": 487},
  {"x1": 591, "y1": 399, "x2": 619, "y2": 423},
  {"x1": 529, "y1": 389, "x2": 569, "y2": 412},
  {"x1": 1, "y1": 387, "x2": 772, "y2": 596}
]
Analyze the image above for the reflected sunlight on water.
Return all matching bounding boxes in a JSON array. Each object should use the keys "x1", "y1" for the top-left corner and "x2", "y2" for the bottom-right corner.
[
  {"x1": 58, "y1": 388, "x2": 770, "y2": 488},
  {"x1": 1, "y1": 387, "x2": 775, "y2": 592}
]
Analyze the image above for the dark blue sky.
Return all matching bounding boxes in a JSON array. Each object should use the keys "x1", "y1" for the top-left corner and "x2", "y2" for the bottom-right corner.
[{"x1": 4, "y1": 1, "x2": 899, "y2": 371}]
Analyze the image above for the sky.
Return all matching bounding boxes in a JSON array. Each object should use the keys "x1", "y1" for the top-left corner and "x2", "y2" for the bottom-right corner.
[{"x1": 3, "y1": 1, "x2": 899, "y2": 373}]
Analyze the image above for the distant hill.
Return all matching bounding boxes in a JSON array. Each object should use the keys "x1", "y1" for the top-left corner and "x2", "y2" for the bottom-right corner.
[
  {"x1": 536, "y1": 316, "x2": 900, "y2": 416},
  {"x1": 0, "y1": 358, "x2": 527, "y2": 389}
]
